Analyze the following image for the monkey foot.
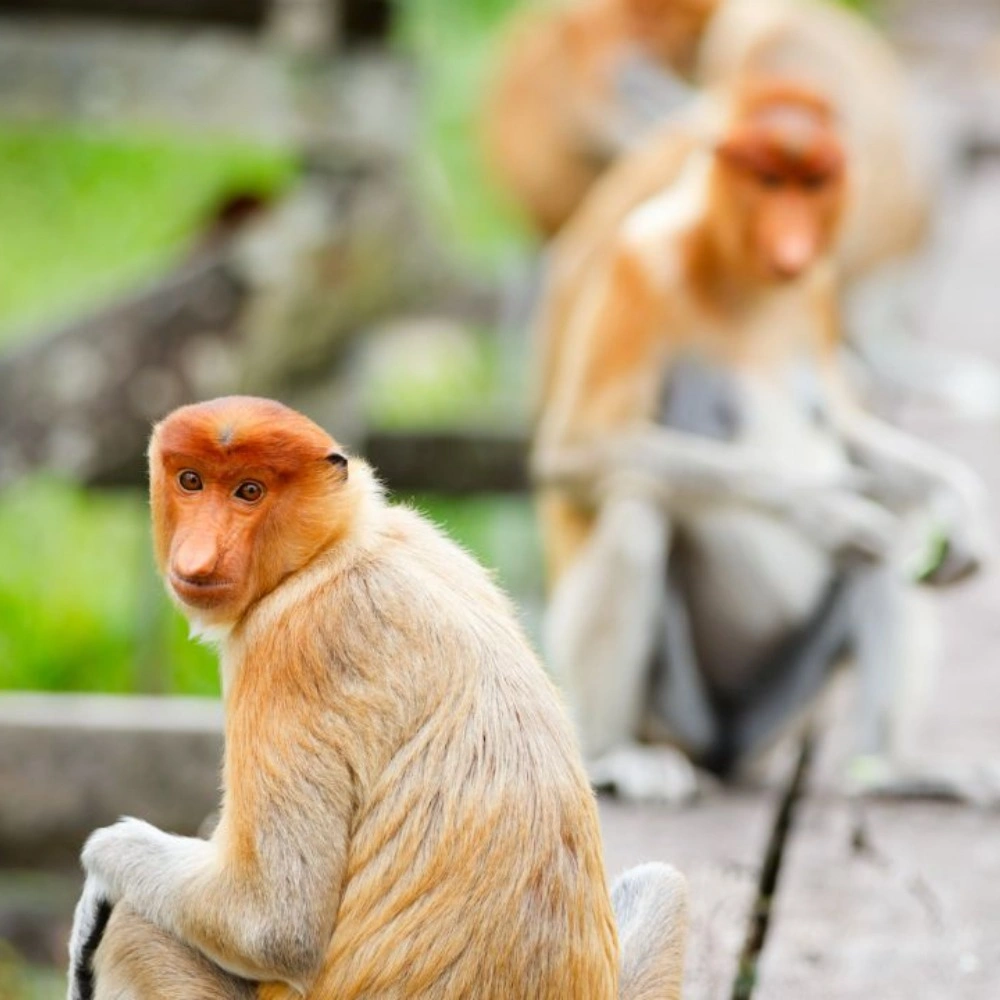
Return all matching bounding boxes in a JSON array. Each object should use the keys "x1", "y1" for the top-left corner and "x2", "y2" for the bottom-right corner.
[
  {"x1": 844, "y1": 755, "x2": 1000, "y2": 808},
  {"x1": 589, "y1": 744, "x2": 701, "y2": 806}
]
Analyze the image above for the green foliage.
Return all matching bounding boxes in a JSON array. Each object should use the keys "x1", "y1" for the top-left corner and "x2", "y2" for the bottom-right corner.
[
  {"x1": 394, "y1": 0, "x2": 531, "y2": 262},
  {"x1": 363, "y1": 325, "x2": 506, "y2": 429},
  {"x1": 0, "y1": 944, "x2": 65, "y2": 999},
  {"x1": 0, "y1": 126, "x2": 297, "y2": 346},
  {"x1": 0, "y1": 478, "x2": 217, "y2": 695}
]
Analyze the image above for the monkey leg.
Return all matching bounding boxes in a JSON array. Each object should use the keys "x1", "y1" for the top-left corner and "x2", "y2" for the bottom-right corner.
[
  {"x1": 845, "y1": 566, "x2": 1000, "y2": 806},
  {"x1": 545, "y1": 492, "x2": 699, "y2": 805},
  {"x1": 701, "y1": 574, "x2": 857, "y2": 775},
  {"x1": 613, "y1": 863, "x2": 688, "y2": 1000},
  {"x1": 91, "y1": 906, "x2": 256, "y2": 1000}
]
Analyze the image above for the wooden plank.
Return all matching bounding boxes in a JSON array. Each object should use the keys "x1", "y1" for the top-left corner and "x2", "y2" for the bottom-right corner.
[
  {"x1": 755, "y1": 800, "x2": 1000, "y2": 1000},
  {"x1": 600, "y1": 790, "x2": 779, "y2": 1000}
]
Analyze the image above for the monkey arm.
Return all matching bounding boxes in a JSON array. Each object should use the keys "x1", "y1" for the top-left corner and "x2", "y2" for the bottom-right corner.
[
  {"x1": 829, "y1": 400, "x2": 992, "y2": 579},
  {"x1": 81, "y1": 796, "x2": 346, "y2": 989},
  {"x1": 831, "y1": 399, "x2": 982, "y2": 504},
  {"x1": 535, "y1": 244, "x2": 895, "y2": 561},
  {"x1": 533, "y1": 428, "x2": 896, "y2": 563}
]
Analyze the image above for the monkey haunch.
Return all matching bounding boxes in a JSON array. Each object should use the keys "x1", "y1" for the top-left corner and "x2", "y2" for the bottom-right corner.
[{"x1": 68, "y1": 397, "x2": 687, "y2": 1000}]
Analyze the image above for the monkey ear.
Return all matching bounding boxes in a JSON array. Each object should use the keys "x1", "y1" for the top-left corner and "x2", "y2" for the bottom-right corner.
[{"x1": 326, "y1": 451, "x2": 349, "y2": 479}]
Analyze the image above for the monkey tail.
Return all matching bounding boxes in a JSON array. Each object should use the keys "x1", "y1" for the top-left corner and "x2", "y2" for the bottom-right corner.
[{"x1": 612, "y1": 863, "x2": 688, "y2": 1000}]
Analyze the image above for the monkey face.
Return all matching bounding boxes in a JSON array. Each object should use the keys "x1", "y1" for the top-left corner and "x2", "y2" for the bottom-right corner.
[
  {"x1": 149, "y1": 397, "x2": 350, "y2": 629},
  {"x1": 623, "y1": 0, "x2": 719, "y2": 74},
  {"x1": 710, "y1": 90, "x2": 847, "y2": 284}
]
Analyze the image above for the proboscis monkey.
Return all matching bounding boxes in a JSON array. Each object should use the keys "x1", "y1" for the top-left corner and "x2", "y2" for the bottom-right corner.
[
  {"x1": 533, "y1": 81, "x2": 994, "y2": 805},
  {"x1": 483, "y1": 0, "x2": 712, "y2": 237},
  {"x1": 484, "y1": 0, "x2": 925, "y2": 277},
  {"x1": 67, "y1": 397, "x2": 688, "y2": 1000}
]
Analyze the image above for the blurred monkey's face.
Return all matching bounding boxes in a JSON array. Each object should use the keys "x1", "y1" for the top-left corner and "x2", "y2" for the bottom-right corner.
[{"x1": 709, "y1": 95, "x2": 847, "y2": 285}]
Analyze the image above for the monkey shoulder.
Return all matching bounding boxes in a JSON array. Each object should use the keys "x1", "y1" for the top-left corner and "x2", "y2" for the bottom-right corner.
[{"x1": 615, "y1": 150, "x2": 711, "y2": 290}]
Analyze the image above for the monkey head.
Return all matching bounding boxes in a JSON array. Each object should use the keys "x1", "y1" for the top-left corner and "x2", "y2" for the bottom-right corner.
[
  {"x1": 149, "y1": 396, "x2": 353, "y2": 633},
  {"x1": 707, "y1": 80, "x2": 847, "y2": 285},
  {"x1": 622, "y1": 0, "x2": 720, "y2": 75}
]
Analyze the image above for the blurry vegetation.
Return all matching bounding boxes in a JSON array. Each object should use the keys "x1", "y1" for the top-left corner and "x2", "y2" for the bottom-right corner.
[
  {"x1": 394, "y1": 0, "x2": 530, "y2": 263},
  {"x1": 0, "y1": 126, "x2": 297, "y2": 347},
  {"x1": 361, "y1": 321, "x2": 508, "y2": 429},
  {"x1": 0, "y1": 478, "x2": 217, "y2": 694},
  {"x1": 0, "y1": 941, "x2": 64, "y2": 1000}
]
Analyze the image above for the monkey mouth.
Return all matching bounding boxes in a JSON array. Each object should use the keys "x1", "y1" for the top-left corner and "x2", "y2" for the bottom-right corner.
[{"x1": 169, "y1": 574, "x2": 235, "y2": 606}]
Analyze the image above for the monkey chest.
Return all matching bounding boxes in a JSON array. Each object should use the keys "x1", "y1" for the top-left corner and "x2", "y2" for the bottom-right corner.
[{"x1": 658, "y1": 354, "x2": 847, "y2": 691}]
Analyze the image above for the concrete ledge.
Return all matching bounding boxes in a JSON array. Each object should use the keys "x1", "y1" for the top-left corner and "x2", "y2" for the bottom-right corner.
[{"x1": 0, "y1": 694, "x2": 223, "y2": 866}]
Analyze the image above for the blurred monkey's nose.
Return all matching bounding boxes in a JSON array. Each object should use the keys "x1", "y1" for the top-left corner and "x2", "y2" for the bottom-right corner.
[{"x1": 771, "y1": 231, "x2": 816, "y2": 278}]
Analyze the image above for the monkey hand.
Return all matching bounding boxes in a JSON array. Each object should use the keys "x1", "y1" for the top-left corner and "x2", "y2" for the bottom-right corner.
[
  {"x1": 67, "y1": 872, "x2": 114, "y2": 1000},
  {"x1": 81, "y1": 817, "x2": 171, "y2": 908},
  {"x1": 792, "y1": 489, "x2": 901, "y2": 565},
  {"x1": 918, "y1": 480, "x2": 993, "y2": 586}
]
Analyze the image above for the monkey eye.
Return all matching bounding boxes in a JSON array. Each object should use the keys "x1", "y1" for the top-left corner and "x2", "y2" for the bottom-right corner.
[
  {"x1": 759, "y1": 172, "x2": 785, "y2": 189},
  {"x1": 234, "y1": 480, "x2": 265, "y2": 504},
  {"x1": 178, "y1": 470, "x2": 203, "y2": 492},
  {"x1": 802, "y1": 174, "x2": 828, "y2": 191}
]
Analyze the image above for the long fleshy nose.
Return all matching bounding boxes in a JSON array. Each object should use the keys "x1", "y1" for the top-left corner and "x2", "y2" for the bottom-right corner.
[
  {"x1": 760, "y1": 198, "x2": 822, "y2": 280},
  {"x1": 770, "y1": 227, "x2": 818, "y2": 279},
  {"x1": 172, "y1": 533, "x2": 220, "y2": 581}
]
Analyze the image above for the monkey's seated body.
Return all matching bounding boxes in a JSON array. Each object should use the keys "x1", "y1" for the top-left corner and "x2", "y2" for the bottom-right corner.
[
  {"x1": 67, "y1": 398, "x2": 687, "y2": 1000},
  {"x1": 534, "y1": 81, "x2": 993, "y2": 805}
]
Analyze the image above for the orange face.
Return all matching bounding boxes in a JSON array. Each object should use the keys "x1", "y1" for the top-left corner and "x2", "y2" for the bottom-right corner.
[
  {"x1": 708, "y1": 93, "x2": 847, "y2": 285},
  {"x1": 149, "y1": 397, "x2": 351, "y2": 629},
  {"x1": 623, "y1": 0, "x2": 719, "y2": 74}
]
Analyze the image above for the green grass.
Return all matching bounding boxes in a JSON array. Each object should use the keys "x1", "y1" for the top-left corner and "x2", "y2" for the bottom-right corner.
[
  {"x1": 0, "y1": 478, "x2": 217, "y2": 695},
  {"x1": 0, "y1": 126, "x2": 297, "y2": 346}
]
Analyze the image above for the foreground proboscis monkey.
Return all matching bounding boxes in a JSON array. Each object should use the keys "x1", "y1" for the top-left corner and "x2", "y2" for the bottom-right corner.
[
  {"x1": 533, "y1": 80, "x2": 994, "y2": 804},
  {"x1": 484, "y1": 0, "x2": 925, "y2": 279},
  {"x1": 67, "y1": 397, "x2": 687, "y2": 1000}
]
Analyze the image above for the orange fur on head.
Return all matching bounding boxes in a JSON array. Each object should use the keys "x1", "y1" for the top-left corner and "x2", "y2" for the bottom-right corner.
[
  {"x1": 703, "y1": 79, "x2": 847, "y2": 285},
  {"x1": 149, "y1": 396, "x2": 358, "y2": 634}
]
